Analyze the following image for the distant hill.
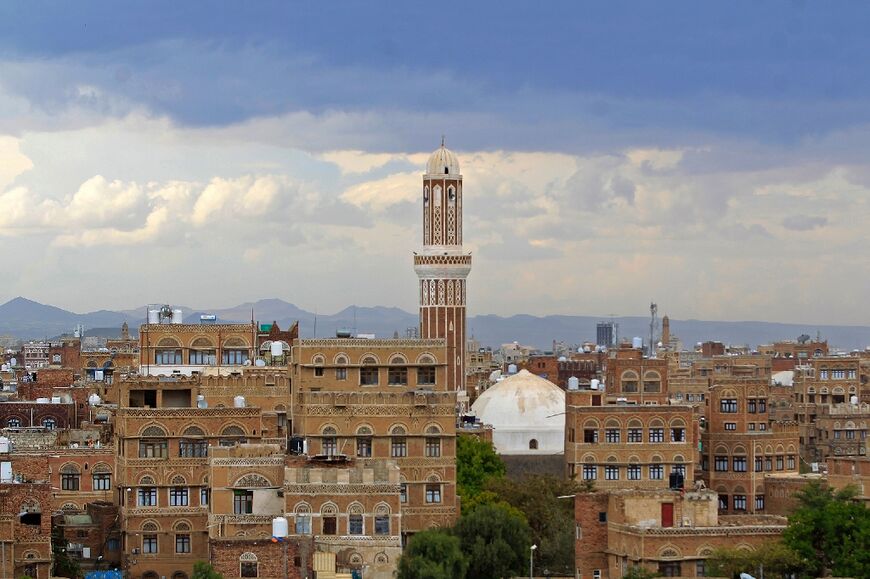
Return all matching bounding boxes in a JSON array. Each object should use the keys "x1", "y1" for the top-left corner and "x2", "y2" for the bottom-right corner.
[{"x1": 2, "y1": 297, "x2": 869, "y2": 351}]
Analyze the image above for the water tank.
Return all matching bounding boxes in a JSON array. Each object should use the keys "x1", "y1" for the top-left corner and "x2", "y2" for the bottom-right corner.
[
  {"x1": 632, "y1": 337, "x2": 643, "y2": 349},
  {"x1": 254, "y1": 358, "x2": 266, "y2": 367},
  {"x1": 94, "y1": 370, "x2": 104, "y2": 381},
  {"x1": 507, "y1": 364, "x2": 518, "y2": 375},
  {"x1": 50, "y1": 396, "x2": 61, "y2": 404},
  {"x1": 234, "y1": 396, "x2": 246, "y2": 408},
  {"x1": 88, "y1": 393, "x2": 101, "y2": 406},
  {"x1": 9, "y1": 358, "x2": 16, "y2": 367},
  {"x1": 0, "y1": 365, "x2": 6, "y2": 372},
  {"x1": 590, "y1": 379, "x2": 600, "y2": 390},
  {"x1": 171, "y1": 308, "x2": 183, "y2": 324},
  {"x1": 36, "y1": 397, "x2": 50, "y2": 404},
  {"x1": 0, "y1": 437, "x2": 9, "y2": 453},
  {"x1": 851, "y1": 395, "x2": 859, "y2": 405},
  {"x1": 147, "y1": 309, "x2": 160, "y2": 324},
  {"x1": 272, "y1": 517, "x2": 289, "y2": 539},
  {"x1": 568, "y1": 377, "x2": 579, "y2": 390},
  {"x1": 558, "y1": 356, "x2": 567, "y2": 362},
  {"x1": 197, "y1": 395, "x2": 208, "y2": 409},
  {"x1": 584, "y1": 345, "x2": 591, "y2": 353},
  {"x1": 270, "y1": 341, "x2": 284, "y2": 357}
]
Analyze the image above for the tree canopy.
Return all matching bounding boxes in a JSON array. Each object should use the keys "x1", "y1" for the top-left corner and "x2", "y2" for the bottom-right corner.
[
  {"x1": 454, "y1": 502, "x2": 532, "y2": 579},
  {"x1": 456, "y1": 434, "x2": 505, "y2": 503},
  {"x1": 782, "y1": 481, "x2": 870, "y2": 578},
  {"x1": 191, "y1": 561, "x2": 224, "y2": 579},
  {"x1": 397, "y1": 529, "x2": 468, "y2": 579}
]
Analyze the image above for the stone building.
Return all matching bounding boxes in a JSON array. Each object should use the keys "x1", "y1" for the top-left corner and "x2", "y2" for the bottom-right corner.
[
  {"x1": 565, "y1": 386, "x2": 697, "y2": 490},
  {"x1": 574, "y1": 488, "x2": 787, "y2": 579},
  {"x1": 0, "y1": 482, "x2": 53, "y2": 578},
  {"x1": 701, "y1": 379, "x2": 800, "y2": 514},
  {"x1": 808, "y1": 403, "x2": 869, "y2": 463},
  {"x1": 291, "y1": 338, "x2": 459, "y2": 537},
  {"x1": 605, "y1": 343, "x2": 670, "y2": 405}
]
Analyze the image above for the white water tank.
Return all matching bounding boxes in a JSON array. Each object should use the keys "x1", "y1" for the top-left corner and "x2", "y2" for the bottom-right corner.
[
  {"x1": 507, "y1": 364, "x2": 518, "y2": 375},
  {"x1": 254, "y1": 358, "x2": 266, "y2": 367},
  {"x1": 9, "y1": 358, "x2": 16, "y2": 367},
  {"x1": 147, "y1": 309, "x2": 160, "y2": 324},
  {"x1": 234, "y1": 396, "x2": 246, "y2": 408},
  {"x1": 558, "y1": 356, "x2": 567, "y2": 362},
  {"x1": 171, "y1": 309, "x2": 183, "y2": 324},
  {"x1": 632, "y1": 337, "x2": 643, "y2": 349},
  {"x1": 36, "y1": 397, "x2": 50, "y2": 404},
  {"x1": 590, "y1": 379, "x2": 600, "y2": 390},
  {"x1": 270, "y1": 341, "x2": 284, "y2": 357},
  {"x1": 197, "y1": 395, "x2": 208, "y2": 409},
  {"x1": 88, "y1": 393, "x2": 101, "y2": 406},
  {"x1": 0, "y1": 437, "x2": 9, "y2": 453},
  {"x1": 51, "y1": 396, "x2": 61, "y2": 404},
  {"x1": 851, "y1": 395, "x2": 859, "y2": 405},
  {"x1": 568, "y1": 376, "x2": 579, "y2": 390},
  {"x1": 272, "y1": 517, "x2": 289, "y2": 538}
]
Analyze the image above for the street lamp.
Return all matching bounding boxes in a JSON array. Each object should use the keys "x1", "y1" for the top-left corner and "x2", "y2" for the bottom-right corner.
[{"x1": 530, "y1": 544, "x2": 537, "y2": 579}]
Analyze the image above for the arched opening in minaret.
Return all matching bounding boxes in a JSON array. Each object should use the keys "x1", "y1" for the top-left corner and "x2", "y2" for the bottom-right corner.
[{"x1": 444, "y1": 167, "x2": 449, "y2": 174}]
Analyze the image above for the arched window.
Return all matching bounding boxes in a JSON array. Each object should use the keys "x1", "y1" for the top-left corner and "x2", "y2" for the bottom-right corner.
[
  {"x1": 219, "y1": 425, "x2": 247, "y2": 447},
  {"x1": 417, "y1": 354, "x2": 437, "y2": 385},
  {"x1": 334, "y1": 354, "x2": 349, "y2": 380},
  {"x1": 391, "y1": 426, "x2": 407, "y2": 458},
  {"x1": 529, "y1": 439, "x2": 539, "y2": 450},
  {"x1": 41, "y1": 417, "x2": 57, "y2": 430},
  {"x1": 240, "y1": 552, "x2": 258, "y2": 578},
  {"x1": 643, "y1": 371, "x2": 662, "y2": 393},
  {"x1": 294, "y1": 503, "x2": 312, "y2": 534},
  {"x1": 360, "y1": 356, "x2": 379, "y2": 386},
  {"x1": 388, "y1": 355, "x2": 408, "y2": 386},
  {"x1": 92, "y1": 463, "x2": 112, "y2": 491},
  {"x1": 6, "y1": 417, "x2": 20, "y2": 428},
  {"x1": 222, "y1": 338, "x2": 249, "y2": 365},
  {"x1": 426, "y1": 425, "x2": 442, "y2": 457},
  {"x1": 189, "y1": 337, "x2": 216, "y2": 365},
  {"x1": 620, "y1": 371, "x2": 639, "y2": 393},
  {"x1": 60, "y1": 463, "x2": 81, "y2": 491},
  {"x1": 321, "y1": 426, "x2": 338, "y2": 456},
  {"x1": 356, "y1": 425, "x2": 373, "y2": 457},
  {"x1": 155, "y1": 337, "x2": 182, "y2": 365},
  {"x1": 140, "y1": 425, "x2": 168, "y2": 458}
]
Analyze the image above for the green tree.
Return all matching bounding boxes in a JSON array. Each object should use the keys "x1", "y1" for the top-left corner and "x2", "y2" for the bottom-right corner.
[
  {"x1": 51, "y1": 526, "x2": 82, "y2": 579},
  {"x1": 191, "y1": 561, "x2": 224, "y2": 579},
  {"x1": 454, "y1": 502, "x2": 532, "y2": 579},
  {"x1": 397, "y1": 529, "x2": 468, "y2": 579},
  {"x1": 707, "y1": 543, "x2": 803, "y2": 579},
  {"x1": 783, "y1": 481, "x2": 870, "y2": 577},
  {"x1": 485, "y1": 475, "x2": 585, "y2": 576},
  {"x1": 456, "y1": 434, "x2": 505, "y2": 505},
  {"x1": 622, "y1": 566, "x2": 661, "y2": 579}
]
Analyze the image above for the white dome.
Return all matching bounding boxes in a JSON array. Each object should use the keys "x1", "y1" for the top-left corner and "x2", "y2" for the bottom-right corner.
[
  {"x1": 471, "y1": 369, "x2": 565, "y2": 455},
  {"x1": 426, "y1": 142, "x2": 460, "y2": 176}
]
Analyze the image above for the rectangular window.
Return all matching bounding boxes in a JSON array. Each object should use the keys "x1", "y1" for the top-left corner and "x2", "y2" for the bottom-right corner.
[
  {"x1": 375, "y1": 515, "x2": 390, "y2": 535},
  {"x1": 748, "y1": 423, "x2": 756, "y2": 431},
  {"x1": 179, "y1": 440, "x2": 208, "y2": 457},
  {"x1": 627, "y1": 428, "x2": 643, "y2": 443},
  {"x1": 189, "y1": 349, "x2": 216, "y2": 365},
  {"x1": 170, "y1": 487, "x2": 189, "y2": 506},
  {"x1": 388, "y1": 367, "x2": 408, "y2": 385},
  {"x1": 670, "y1": 428, "x2": 685, "y2": 442},
  {"x1": 349, "y1": 514, "x2": 363, "y2": 535},
  {"x1": 61, "y1": 473, "x2": 80, "y2": 491},
  {"x1": 846, "y1": 430, "x2": 856, "y2": 440},
  {"x1": 155, "y1": 349, "x2": 182, "y2": 365},
  {"x1": 314, "y1": 366, "x2": 324, "y2": 377},
  {"x1": 787, "y1": 455, "x2": 796, "y2": 470},
  {"x1": 659, "y1": 562, "x2": 682, "y2": 577},
  {"x1": 322, "y1": 437, "x2": 337, "y2": 456},
  {"x1": 720, "y1": 399, "x2": 738, "y2": 413},
  {"x1": 714, "y1": 456, "x2": 729, "y2": 472},
  {"x1": 627, "y1": 465, "x2": 641, "y2": 480},
  {"x1": 724, "y1": 422, "x2": 737, "y2": 431},
  {"x1": 222, "y1": 350, "x2": 249, "y2": 365},
  {"x1": 425, "y1": 484, "x2": 442, "y2": 503},
  {"x1": 759, "y1": 422, "x2": 767, "y2": 431},
  {"x1": 649, "y1": 464, "x2": 664, "y2": 480},
  {"x1": 696, "y1": 561, "x2": 706, "y2": 577},
  {"x1": 718, "y1": 494, "x2": 728, "y2": 511},
  {"x1": 138, "y1": 487, "x2": 157, "y2": 507},
  {"x1": 733, "y1": 457, "x2": 747, "y2": 472},
  {"x1": 759, "y1": 399, "x2": 767, "y2": 412},
  {"x1": 322, "y1": 516, "x2": 337, "y2": 535},
  {"x1": 748, "y1": 399, "x2": 757, "y2": 413},
  {"x1": 335, "y1": 367, "x2": 348, "y2": 380},
  {"x1": 357, "y1": 437, "x2": 372, "y2": 458},
  {"x1": 672, "y1": 464, "x2": 686, "y2": 477},
  {"x1": 598, "y1": 512, "x2": 607, "y2": 523},
  {"x1": 400, "y1": 483, "x2": 408, "y2": 503},
  {"x1": 649, "y1": 428, "x2": 664, "y2": 443},
  {"x1": 295, "y1": 515, "x2": 311, "y2": 534},
  {"x1": 417, "y1": 366, "x2": 436, "y2": 385},
  {"x1": 622, "y1": 380, "x2": 638, "y2": 393},
  {"x1": 605, "y1": 466, "x2": 619, "y2": 480},
  {"x1": 583, "y1": 429, "x2": 598, "y2": 444},
  {"x1": 755, "y1": 457, "x2": 763, "y2": 472},
  {"x1": 776, "y1": 455, "x2": 784, "y2": 470},
  {"x1": 93, "y1": 473, "x2": 111, "y2": 491},
  {"x1": 360, "y1": 367, "x2": 379, "y2": 386},
  {"x1": 175, "y1": 533, "x2": 191, "y2": 554},
  {"x1": 582, "y1": 465, "x2": 598, "y2": 480},
  {"x1": 142, "y1": 534, "x2": 158, "y2": 554},
  {"x1": 819, "y1": 370, "x2": 828, "y2": 380},
  {"x1": 200, "y1": 488, "x2": 209, "y2": 506},
  {"x1": 139, "y1": 440, "x2": 168, "y2": 458},
  {"x1": 425, "y1": 437, "x2": 441, "y2": 457},
  {"x1": 233, "y1": 490, "x2": 253, "y2": 514},
  {"x1": 391, "y1": 437, "x2": 407, "y2": 458},
  {"x1": 605, "y1": 429, "x2": 620, "y2": 443},
  {"x1": 241, "y1": 561, "x2": 257, "y2": 578},
  {"x1": 765, "y1": 457, "x2": 773, "y2": 471},
  {"x1": 755, "y1": 495, "x2": 765, "y2": 511},
  {"x1": 733, "y1": 494, "x2": 747, "y2": 511}
]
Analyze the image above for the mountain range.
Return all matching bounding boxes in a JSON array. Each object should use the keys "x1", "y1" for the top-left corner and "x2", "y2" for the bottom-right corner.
[{"x1": 1, "y1": 296, "x2": 869, "y2": 352}]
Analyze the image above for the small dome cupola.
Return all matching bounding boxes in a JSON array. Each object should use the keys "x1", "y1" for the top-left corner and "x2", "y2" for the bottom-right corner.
[{"x1": 426, "y1": 137, "x2": 460, "y2": 176}]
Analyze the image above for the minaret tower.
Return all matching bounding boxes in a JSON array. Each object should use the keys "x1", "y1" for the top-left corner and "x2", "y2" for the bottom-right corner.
[{"x1": 414, "y1": 139, "x2": 471, "y2": 393}]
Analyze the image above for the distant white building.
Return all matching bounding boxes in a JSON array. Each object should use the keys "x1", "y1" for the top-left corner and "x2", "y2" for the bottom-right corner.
[{"x1": 471, "y1": 369, "x2": 565, "y2": 455}]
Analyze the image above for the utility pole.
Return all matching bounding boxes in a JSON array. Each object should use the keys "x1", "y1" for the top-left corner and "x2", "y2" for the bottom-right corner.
[{"x1": 649, "y1": 302, "x2": 658, "y2": 357}]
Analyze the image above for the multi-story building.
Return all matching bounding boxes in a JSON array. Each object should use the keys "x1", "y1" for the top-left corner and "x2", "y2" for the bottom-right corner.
[
  {"x1": 565, "y1": 387, "x2": 697, "y2": 490},
  {"x1": 22, "y1": 341, "x2": 50, "y2": 369},
  {"x1": 574, "y1": 488, "x2": 787, "y2": 579},
  {"x1": 605, "y1": 343, "x2": 670, "y2": 405},
  {"x1": 291, "y1": 338, "x2": 458, "y2": 537},
  {"x1": 758, "y1": 339, "x2": 828, "y2": 371},
  {"x1": 701, "y1": 379, "x2": 800, "y2": 514},
  {"x1": 809, "y1": 403, "x2": 869, "y2": 462}
]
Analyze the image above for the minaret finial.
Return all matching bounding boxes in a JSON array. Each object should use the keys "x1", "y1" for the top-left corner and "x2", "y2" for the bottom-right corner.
[{"x1": 441, "y1": 134, "x2": 445, "y2": 147}]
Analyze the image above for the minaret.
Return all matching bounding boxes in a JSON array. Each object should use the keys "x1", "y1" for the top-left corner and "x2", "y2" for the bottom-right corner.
[{"x1": 414, "y1": 140, "x2": 471, "y2": 393}]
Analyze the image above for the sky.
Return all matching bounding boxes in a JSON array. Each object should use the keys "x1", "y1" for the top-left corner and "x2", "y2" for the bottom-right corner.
[{"x1": 1, "y1": 2, "x2": 869, "y2": 324}]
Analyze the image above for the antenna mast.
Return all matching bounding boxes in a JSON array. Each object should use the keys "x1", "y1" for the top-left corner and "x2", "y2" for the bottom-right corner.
[{"x1": 649, "y1": 302, "x2": 658, "y2": 357}]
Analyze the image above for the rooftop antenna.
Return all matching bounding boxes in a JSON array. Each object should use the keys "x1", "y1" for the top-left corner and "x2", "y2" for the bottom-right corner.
[
  {"x1": 441, "y1": 134, "x2": 445, "y2": 147},
  {"x1": 313, "y1": 307, "x2": 318, "y2": 339},
  {"x1": 353, "y1": 306, "x2": 357, "y2": 338},
  {"x1": 649, "y1": 302, "x2": 658, "y2": 357}
]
